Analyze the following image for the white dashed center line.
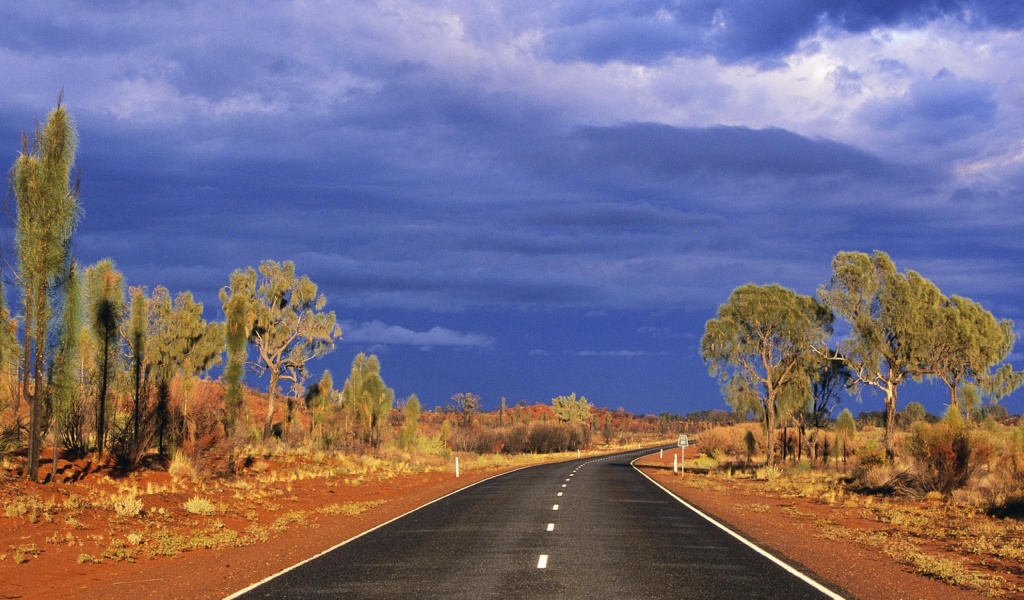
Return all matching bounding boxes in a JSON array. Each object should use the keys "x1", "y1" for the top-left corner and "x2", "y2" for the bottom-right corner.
[
  {"x1": 557, "y1": 492, "x2": 563, "y2": 497},
  {"x1": 537, "y1": 555, "x2": 549, "y2": 569},
  {"x1": 552, "y1": 504, "x2": 559, "y2": 510},
  {"x1": 547, "y1": 523, "x2": 555, "y2": 531}
]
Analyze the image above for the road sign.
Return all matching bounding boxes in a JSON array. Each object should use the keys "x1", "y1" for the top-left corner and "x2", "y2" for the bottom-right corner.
[{"x1": 678, "y1": 434, "x2": 688, "y2": 447}]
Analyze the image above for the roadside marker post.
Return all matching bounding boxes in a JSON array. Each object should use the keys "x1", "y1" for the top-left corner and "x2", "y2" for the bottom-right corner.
[
  {"x1": 455, "y1": 457, "x2": 460, "y2": 478},
  {"x1": 673, "y1": 455, "x2": 677, "y2": 474},
  {"x1": 660, "y1": 448, "x2": 663, "y2": 458},
  {"x1": 677, "y1": 434, "x2": 689, "y2": 476}
]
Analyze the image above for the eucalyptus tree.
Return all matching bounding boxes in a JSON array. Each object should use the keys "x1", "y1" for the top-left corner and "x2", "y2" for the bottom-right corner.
[
  {"x1": 85, "y1": 259, "x2": 125, "y2": 456},
  {"x1": 341, "y1": 353, "x2": 393, "y2": 448},
  {"x1": 221, "y1": 260, "x2": 341, "y2": 439},
  {"x1": 148, "y1": 287, "x2": 223, "y2": 454},
  {"x1": 929, "y1": 295, "x2": 1021, "y2": 416},
  {"x1": 818, "y1": 250, "x2": 944, "y2": 460},
  {"x1": 10, "y1": 98, "x2": 81, "y2": 481},
  {"x1": 701, "y1": 283, "x2": 833, "y2": 467}
]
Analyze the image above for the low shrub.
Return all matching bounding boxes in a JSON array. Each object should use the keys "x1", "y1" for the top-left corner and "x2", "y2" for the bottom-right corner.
[{"x1": 182, "y1": 496, "x2": 215, "y2": 516}]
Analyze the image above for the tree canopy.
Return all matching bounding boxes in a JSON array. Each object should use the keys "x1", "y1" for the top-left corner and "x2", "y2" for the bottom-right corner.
[{"x1": 701, "y1": 283, "x2": 833, "y2": 467}]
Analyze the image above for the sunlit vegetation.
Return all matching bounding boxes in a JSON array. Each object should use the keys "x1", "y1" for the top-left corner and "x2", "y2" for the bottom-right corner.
[
  {"x1": 0, "y1": 100, "x2": 679, "y2": 490},
  {"x1": 688, "y1": 249, "x2": 1024, "y2": 593},
  {"x1": 662, "y1": 410, "x2": 1024, "y2": 594}
]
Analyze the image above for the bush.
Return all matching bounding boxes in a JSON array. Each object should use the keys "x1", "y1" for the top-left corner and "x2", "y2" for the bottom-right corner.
[
  {"x1": 527, "y1": 423, "x2": 570, "y2": 453},
  {"x1": 695, "y1": 427, "x2": 733, "y2": 459},
  {"x1": 907, "y1": 420, "x2": 978, "y2": 495},
  {"x1": 112, "y1": 494, "x2": 143, "y2": 518},
  {"x1": 182, "y1": 495, "x2": 215, "y2": 516}
]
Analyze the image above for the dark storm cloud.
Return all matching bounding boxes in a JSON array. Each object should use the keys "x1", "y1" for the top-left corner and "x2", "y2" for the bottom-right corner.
[
  {"x1": 539, "y1": 0, "x2": 1024, "y2": 65},
  {"x1": 572, "y1": 122, "x2": 903, "y2": 179}
]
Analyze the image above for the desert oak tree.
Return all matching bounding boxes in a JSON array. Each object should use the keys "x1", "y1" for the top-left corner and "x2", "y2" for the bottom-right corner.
[{"x1": 10, "y1": 97, "x2": 81, "y2": 481}]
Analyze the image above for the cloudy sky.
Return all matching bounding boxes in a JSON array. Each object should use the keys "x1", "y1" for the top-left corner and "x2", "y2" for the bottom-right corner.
[{"x1": 3, "y1": 1, "x2": 1024, "y2": 417}]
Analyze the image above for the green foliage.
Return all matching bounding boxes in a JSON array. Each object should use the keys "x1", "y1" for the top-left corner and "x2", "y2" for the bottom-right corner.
[
  {"x1": 51, "y1": 262, "x2": 83, "y2": 458},
  {"x1": 835, "y1": 408, "x2": 857, "y2": 463},
  {"x1": 552, "y1": 393, "x2": 593, "y2": 424},
  {"x1": 221, "y1": 260, "x2": 341, "y2": 439},
  {"x1": 819, "y1": 251, "x2": 943, "y2": 460},
  {"x1": 900, "y1": 401, "x2": 927, "y2": 428},
  {"x1": 930, "y1": 295, "x2": 1022, "y2": 413},
  {"x1": 148, "y1": 286, "x2": 224, "y2": 455},
  {"x1": 906, "y1": 417, "x2": 988, "y2": 495},
  {"x1": 701, "y1": 283, "x2": 833, "y2": 467},
  {"x1": 11, "y1": 96, "x2": 81, "y2": 480},
  {"x1": 109, "y1": 285, "x2": 154, "y2": 470},
  {"x1": 221, "y1": 269, "x2": 250, "y2": 434},
  {"x1": 398, "y1": 394, "x2": 420, "y2": 450},
  {"x1": 341, "y1": 353, "x2": 393, "y2": 448},
  {"x1": 85, "y1": 258, "x2": 125, "y2": 456}
]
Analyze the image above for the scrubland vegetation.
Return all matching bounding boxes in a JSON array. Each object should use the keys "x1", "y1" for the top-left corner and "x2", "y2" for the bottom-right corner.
[
  {"x1": 675, "y1": 412, "x2": 1024, "y2": 595},
  {"x1": 691, "y1": 249, "x2": 1024, "y2": 594},
  {"x1": 0, "y1": 100, "x2": 678, "y2": 489}
]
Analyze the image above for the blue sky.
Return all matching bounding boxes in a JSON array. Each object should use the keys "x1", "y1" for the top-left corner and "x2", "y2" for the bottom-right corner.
[{"x1": 3, "y1": 1, "x2": 1024, "y2": 417}]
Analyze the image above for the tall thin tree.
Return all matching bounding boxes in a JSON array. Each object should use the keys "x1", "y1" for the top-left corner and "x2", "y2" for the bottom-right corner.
[
  {"x1": 10, "y1": 96, "x2": 81, "y2": 481},
  {"x1": 85, "y1": 259, "x2": 125, "y2": 457}
]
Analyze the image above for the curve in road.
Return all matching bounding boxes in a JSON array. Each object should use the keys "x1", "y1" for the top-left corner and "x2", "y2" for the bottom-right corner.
[{"x1": 228, "y1": 447, "x2": 844, "y2": 599}]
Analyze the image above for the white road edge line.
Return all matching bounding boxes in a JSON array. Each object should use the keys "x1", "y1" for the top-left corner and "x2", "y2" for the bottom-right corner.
[
  {"x1": 223, "y1": 464, "x2": 538, "y2": 600},
  {"x1": 537, "y1": 554, "x2": 549, "y2": 569},
  {"x1": 630, "y1": 455, "x2": 845, "y2": 600}
]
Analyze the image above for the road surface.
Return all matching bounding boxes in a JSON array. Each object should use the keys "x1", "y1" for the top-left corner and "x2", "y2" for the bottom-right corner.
[{"x1": 231, "y1": 447, "x2": 843, "y2": 599}]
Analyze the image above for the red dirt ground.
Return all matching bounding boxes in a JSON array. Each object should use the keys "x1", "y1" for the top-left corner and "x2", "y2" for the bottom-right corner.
[{"x1": 0, "y1": 456, "x2": 516, "y2": 599}]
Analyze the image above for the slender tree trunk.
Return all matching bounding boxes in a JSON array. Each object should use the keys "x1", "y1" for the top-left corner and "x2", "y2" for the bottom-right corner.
[
  {"x1": 96, "y1": 334, "x2": 110, "y2": 457},
  {"x1": 25, "y1": 307, "x2": 46, "y2": 482},
  {"x1": 156, "y1": 382, "x2": 169, "y2": 456},
  {"x1": 764, "y1": 396, "x2": 777, "y2": 468},
  {"x1": 884, "y1": 382, "x2": 898, "y2": 461},
  {"x1": 946, "y1": 381, "x2": 959, "y2": 419},
  {"x1": 263, "y1": 369, "x2": 280, "y2": 439}
]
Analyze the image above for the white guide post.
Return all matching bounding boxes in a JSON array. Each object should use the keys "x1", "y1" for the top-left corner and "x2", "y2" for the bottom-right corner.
[
  {"x1": 673, "y1": 454, "x2": 678, "y2": 474},
  {"x1": 455, "y1": 456, "x2": 460, "y2": 478}
]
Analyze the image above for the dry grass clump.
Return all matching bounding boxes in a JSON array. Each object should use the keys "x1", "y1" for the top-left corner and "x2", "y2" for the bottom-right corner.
[
  {"x1": 112, "y1": 493, "x2": 143, "y2": 518},
  {"x1": 182, "y1": 495, "x2": 216, "y2": 516},
  {"x1": 168, "y1": 450, "x2": 200, "y2": 481}
]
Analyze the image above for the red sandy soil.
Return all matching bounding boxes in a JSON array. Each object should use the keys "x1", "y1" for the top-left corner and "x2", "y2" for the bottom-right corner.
[
  {"x1": 0, "y1": 456, "x2": 517, "y2": 600},
  {"x1": 635, "y1": 449, "x2": 1017, "y2": 600}
]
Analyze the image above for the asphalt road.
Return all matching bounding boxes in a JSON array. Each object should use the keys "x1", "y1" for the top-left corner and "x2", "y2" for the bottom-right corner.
[{"x1": 230, "y1": 447, "x2": 842, "y2": 599}]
